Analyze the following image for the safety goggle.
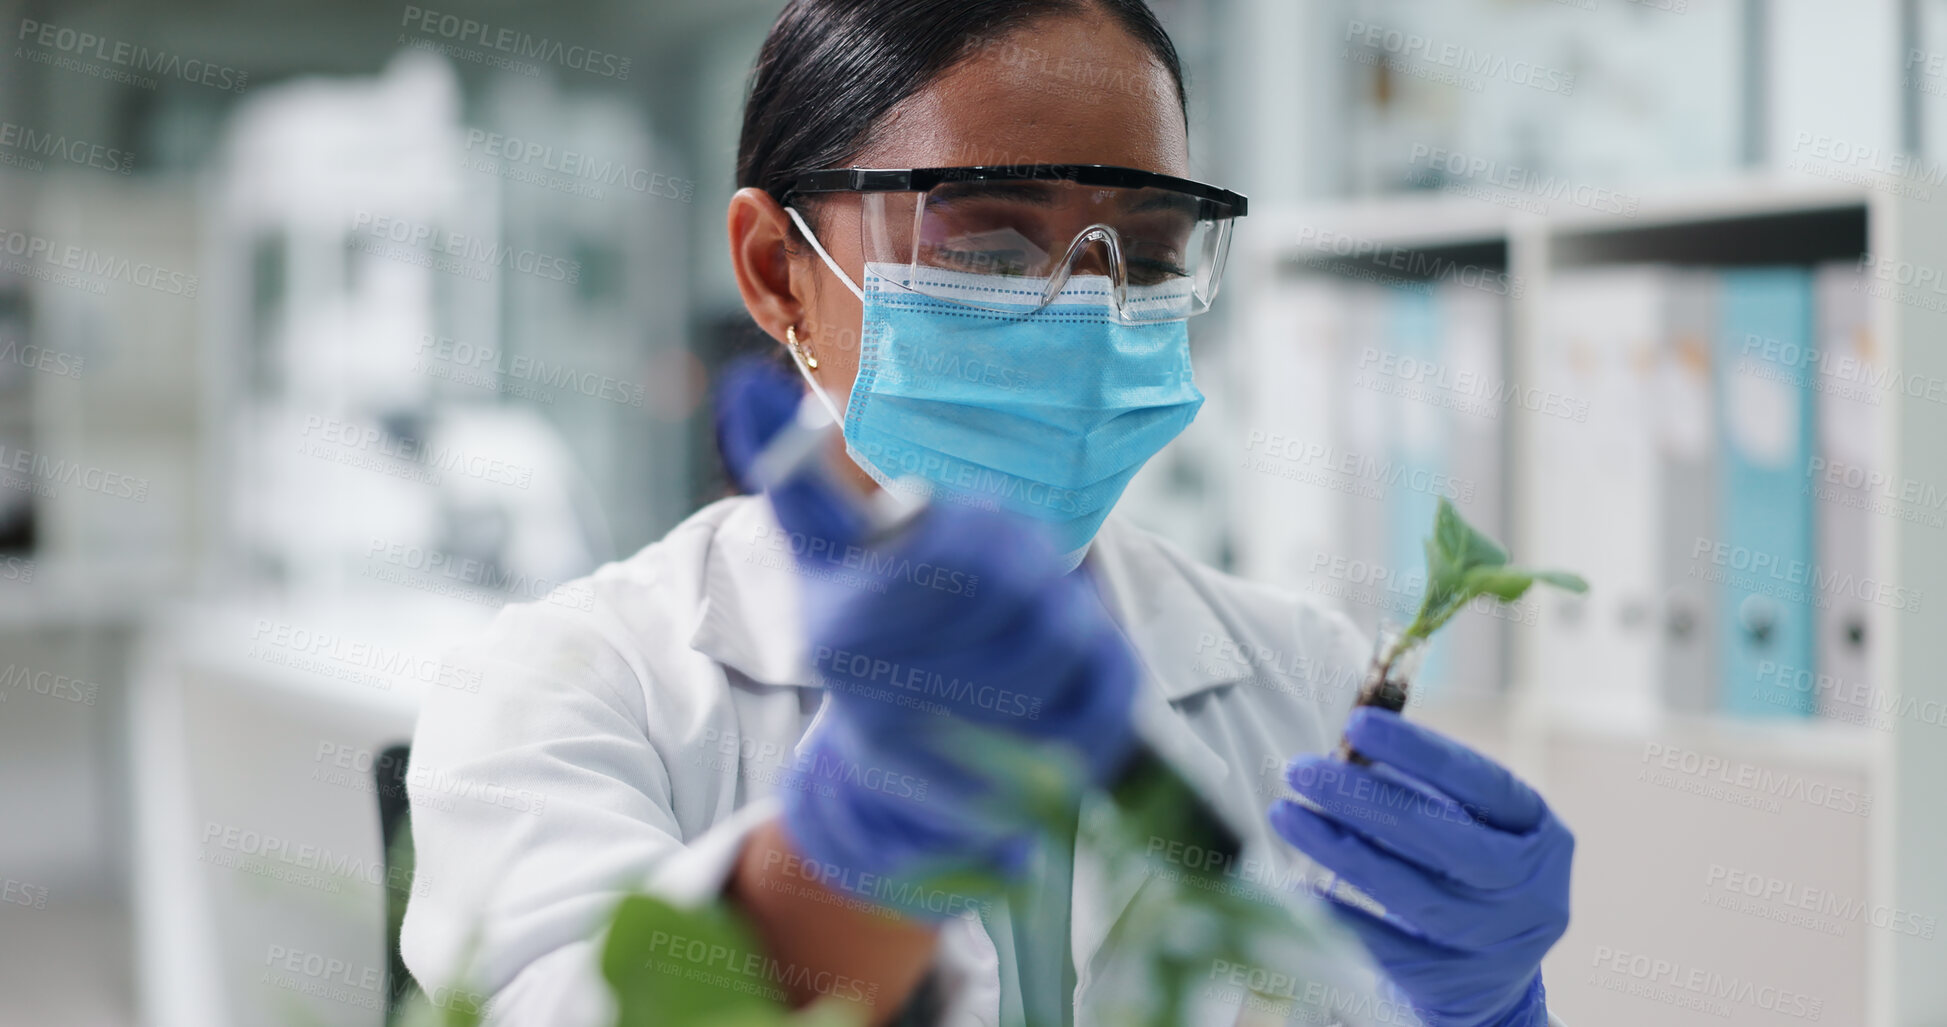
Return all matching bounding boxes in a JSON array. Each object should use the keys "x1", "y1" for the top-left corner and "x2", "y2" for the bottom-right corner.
[{"x1": 782, "y1": 164, "x2": 1248, "y2": 324}]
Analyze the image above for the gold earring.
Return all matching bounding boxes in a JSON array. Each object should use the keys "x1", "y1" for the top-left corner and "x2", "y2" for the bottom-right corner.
[{"x1": 787, "y1": 324, "x2": 819, "y2": 369}]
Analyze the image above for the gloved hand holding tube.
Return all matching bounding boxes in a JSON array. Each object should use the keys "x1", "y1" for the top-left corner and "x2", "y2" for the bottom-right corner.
[{"x1": 715, "y1": 357, "x2": 1143, "y2": 913}]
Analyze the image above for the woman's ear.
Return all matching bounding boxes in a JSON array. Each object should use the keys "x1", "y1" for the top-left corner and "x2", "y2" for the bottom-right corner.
[{"x1": 726, "y1": 187, "x2": 805, "y2": 345}]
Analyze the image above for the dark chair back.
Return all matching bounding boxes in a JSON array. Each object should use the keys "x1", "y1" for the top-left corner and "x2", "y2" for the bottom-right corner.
[{"x1": 375, "y1": 743, "x2": 416, "y2": 1023}]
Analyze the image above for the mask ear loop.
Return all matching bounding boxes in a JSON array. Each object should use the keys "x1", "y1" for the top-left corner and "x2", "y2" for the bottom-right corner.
[
  {"x1": 781, "y1": 204, "x2": 930, "y2": 528},
  {"x1": 780, "y1": 205, "x2": 859, "y2": 427},
  {"x1": 784, "y1": 206, "x2": 865, "y2": 302}
]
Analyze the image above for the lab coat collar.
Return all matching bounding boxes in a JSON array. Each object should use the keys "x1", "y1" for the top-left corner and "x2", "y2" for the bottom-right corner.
[
  {"x1": 687, "y1": 496, "x2": 817, "y2": 688},
  {"x1": 687, "y1": 496, "x2": 1254, "y2": 702}
]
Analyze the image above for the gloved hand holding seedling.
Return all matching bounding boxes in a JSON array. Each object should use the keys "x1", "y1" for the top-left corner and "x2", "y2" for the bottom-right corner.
[{"x1": 1339, "y1": 497, "x2": 1587, "y2": 765}]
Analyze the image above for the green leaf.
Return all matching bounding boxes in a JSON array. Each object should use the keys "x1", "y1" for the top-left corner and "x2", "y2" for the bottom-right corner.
[
  {"x1": 1461, "y1": 567, "x2": 1537, "y2": 603},
  {"x1": 1457, "y1": 564, "x2": 1586, "y2": 608},
  {"x1": 1434, "y1": 497, "x2": 1509, "y2": 572},
  {"x1": 1402, "y1": 501, "x2": 1588, "y2": 667},
  {"x1": 602, "y1": 894, "x2": 789, "y2": 1026},
  {"x1": 1529, "y1": 569, "x2": 1590, "y2": 594},
  {"x1": 1430, "y1": 499, "x2": 1465, "y2": 564},
  {"x1": 1421, "y1": 536, "x2": 1458, "y2": 595}
]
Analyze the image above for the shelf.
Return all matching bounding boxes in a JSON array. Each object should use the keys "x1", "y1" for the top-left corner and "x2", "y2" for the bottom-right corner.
[
  {"x1": 1255, "y1": 174, "x2": 1877, "y2": 261},
  {"x1": 1547, "y1": 175, "x2": 1869, "y2": 234},
  {"x1": 1253, "y1": 191, "x2": 1518, "y2": 256},
  {"x1": 1240, "y1": 175, "x2": 1947, "y2": 1025}
]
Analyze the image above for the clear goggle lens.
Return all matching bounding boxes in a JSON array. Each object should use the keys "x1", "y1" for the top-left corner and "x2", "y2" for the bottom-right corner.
[{"x1": 849, "y1": 183, "x2": 1236, "y2": 324}]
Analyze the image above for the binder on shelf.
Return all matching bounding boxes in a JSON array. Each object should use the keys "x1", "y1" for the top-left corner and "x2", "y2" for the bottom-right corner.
[
  {"x1": 1333, "y1": 280, "x2": 1394, "y2": 640},
  {"x1": 1532, "y1": 267, "x2": 1664, "y2": 722},
  {"x1": 1232, "y1": 273, "x2": 1345, "y2": 591},
  {"x1": 1380, "y1": 285, "x2": 1449, "y2": 697},
  {"x1": 1430, "y1": 280, "x2": 1508, "y2": 703},
  {"x1": 1714, "y1": 268, "x2": 1817, "y2": 717},
  {"x1": 1812, "y1": 261, "x2": 1878, "y2": 727},
  {"x1": 1656, "y1": 274, "x2": 1721, "y2": 714}
]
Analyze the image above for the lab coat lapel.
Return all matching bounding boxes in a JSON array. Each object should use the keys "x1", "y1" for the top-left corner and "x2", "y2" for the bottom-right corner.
[
  {"x1": 687, "y1": 497, "x2": 817, "y2": 688},
  {"x1": 1069, "y1": 516, "x2": 1250, "y2": 992}
]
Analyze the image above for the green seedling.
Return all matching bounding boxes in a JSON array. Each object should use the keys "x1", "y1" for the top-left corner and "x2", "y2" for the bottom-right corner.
[{"x1": 1341, "y1": 498, "x2": 1587, "y2": 763}]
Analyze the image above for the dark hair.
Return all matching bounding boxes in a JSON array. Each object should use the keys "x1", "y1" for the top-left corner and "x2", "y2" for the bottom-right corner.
[{"x1": 736, "y1": 0, "x2": 1188, "y2": 208}]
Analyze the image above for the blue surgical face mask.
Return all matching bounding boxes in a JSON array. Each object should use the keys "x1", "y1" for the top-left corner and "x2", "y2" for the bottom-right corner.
[{"x1": 784, "y1": 208, "x2": 1204, "y2": 570}]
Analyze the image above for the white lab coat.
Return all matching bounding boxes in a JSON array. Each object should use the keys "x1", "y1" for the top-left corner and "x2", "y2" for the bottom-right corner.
[{"x1": 401, "y1": 494, "x2": 1565, "y2": 1026}]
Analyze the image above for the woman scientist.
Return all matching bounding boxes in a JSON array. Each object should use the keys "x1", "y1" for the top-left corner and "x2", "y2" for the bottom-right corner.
[{"x1": 401, "y1": 1, "x2": 1575, "y2": 1025}]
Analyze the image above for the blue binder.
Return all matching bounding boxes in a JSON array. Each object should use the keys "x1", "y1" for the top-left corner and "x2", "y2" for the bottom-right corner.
[
  {"x1": 1383, "y1": 285, "x2": 1450, "y2": 697},
  {"x1": 1714, "y1": 269, "x2": 1817, "y2": 717}
]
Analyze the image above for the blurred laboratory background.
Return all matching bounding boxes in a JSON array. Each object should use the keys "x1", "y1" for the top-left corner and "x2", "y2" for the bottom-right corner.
[{"x1": 3, "y1": 0, "x2": 1946, "y2": 1024}]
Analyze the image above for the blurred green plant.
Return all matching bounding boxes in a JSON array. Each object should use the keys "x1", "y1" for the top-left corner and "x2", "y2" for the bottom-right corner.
[
  {"x1": 393, "y1": 507, "x2": 1584, "y2": 1027},
  {"x1": 601, "y1": 893, "x2": 865, "y2": 1027},
  {"x1": 398, "y1": 724, "x2": 1374, "y2": 1026}
]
